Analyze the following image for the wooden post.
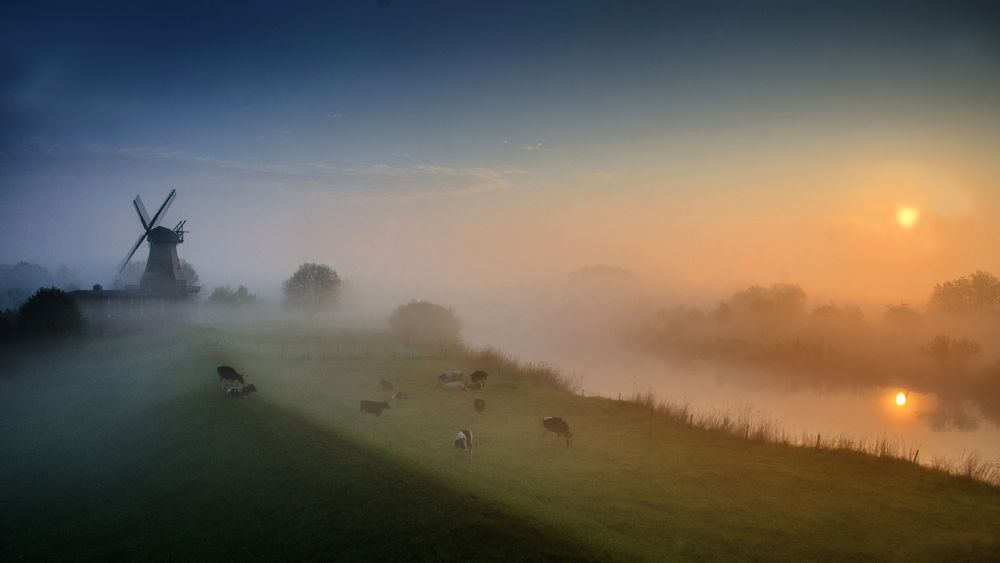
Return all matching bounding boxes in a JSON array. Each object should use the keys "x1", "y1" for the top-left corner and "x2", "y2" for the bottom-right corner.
[
  {"x1": 815, "y1": 434, "x2": 821, "y2": 449},
  {"x1": 912, "y1": 449, "x2": 920, "y2": 464},
  {"x1": 745, "y1": 424, "x2": 750, "y2": 441}
]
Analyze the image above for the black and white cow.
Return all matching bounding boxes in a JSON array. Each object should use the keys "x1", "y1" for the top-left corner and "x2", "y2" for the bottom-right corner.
[
  {"x1": 217, "y1": 365, "x2": 245, "y2": 386},
  {"x1": 360, "y1": 400, "x2": 391, "y2": 417},
  {"x1": 542, "y1": 416, "x2": 572, "y2": 446},
  {"x1": 438, "y1": 370, "x2": 464, "y2": 383},
  {"x1": 454, "y1": 429, "x2": 474, "y2": 454},
  {"x1": 469, "y1": 370, "x2": 489, "y2": 386}
]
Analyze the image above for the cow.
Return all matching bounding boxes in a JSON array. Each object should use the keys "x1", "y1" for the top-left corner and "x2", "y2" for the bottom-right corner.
[
  {"x1": 360, "y1": 400, "x2": 391, "y2": 417},
  {"x1": 217, "y1": 366, "x2": 245, "y2": 386},
  {"x1": 380, "y1": 379, "x2": 394, "y2": 392},
  {"x1": 464, "y1": 382, "x2": 483, "y2": 392},
  {"x1": 439, "y1": 370, "x2": 464, "y2": 383},
  {"x1": 394, "y1": 391, "x2": 409, "y2": 400},
  {"x1": 443, "y1": 381, "x2": 465, "y2": 390},
  {"x1": 226, "y1": 383, "x2": 257, "y2": 398},
  {"x1": 454, "y1": 429, "x2": 474, "y2": 455},
  {"x1": 469, "y1": 370, "x2": 489, "y2": 386},
  {"x1": 473, "y1": 399, "x2": 486, "y2": 415},
  {"x1": 542, "y1": 416, "x2": 572, "y2": 446}
]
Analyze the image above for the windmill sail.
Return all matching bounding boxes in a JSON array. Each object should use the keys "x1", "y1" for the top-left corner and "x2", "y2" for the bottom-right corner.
[
  {"x1": 118, "y1": 232, "x2": 148, "y2": 274},
  {"x1": 117, "y1": 188, "x2": 179, "y2": 275}
]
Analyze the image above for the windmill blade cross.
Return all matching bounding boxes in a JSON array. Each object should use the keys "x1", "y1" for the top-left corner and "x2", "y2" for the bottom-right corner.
[
  {"x1": 118, "y1": 231, "x2": 148, "y2": 274},
  {"x1": 133, "y1": 196, "x2": 151, "y2": 231},
  {"x1": 147, "y1": 188, "x2": 176, "y2": 229}
]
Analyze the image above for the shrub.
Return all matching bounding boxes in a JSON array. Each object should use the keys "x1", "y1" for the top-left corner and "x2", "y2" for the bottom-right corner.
[
  {"x1": 14, "y1": 287, "x2": 85, "y2": 338},
  {"x1": 283, "y1": 263, "x2": 340, "y2": 312},
  {"x1": 389, "y1": 301, "x2": 462, "y2": 348}
]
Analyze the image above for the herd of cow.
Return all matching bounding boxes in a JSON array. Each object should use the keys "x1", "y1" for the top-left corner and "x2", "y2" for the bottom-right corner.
[{"x1": 214, "y1": 364, "x2": 573, "y2": 454}]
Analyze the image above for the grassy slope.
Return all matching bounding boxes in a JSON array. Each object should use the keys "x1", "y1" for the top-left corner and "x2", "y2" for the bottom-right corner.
[
  {"x1": 0, "y1": 330, "x2": 599, "y2": 562},
  {"x1": 2, "y1": 324, "x2": 999, "y2": 561}
]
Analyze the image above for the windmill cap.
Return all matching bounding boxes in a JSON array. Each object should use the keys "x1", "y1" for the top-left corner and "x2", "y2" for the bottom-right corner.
[{"x1": 147, "y1": 225, "x2": 181, "y2": 243}]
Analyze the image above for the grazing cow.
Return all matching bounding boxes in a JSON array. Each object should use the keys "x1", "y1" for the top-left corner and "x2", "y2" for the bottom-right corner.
[
  {"x1": 454, "y1": 429, "x2": 474, "y2": 453},
  {"x1": 443, "y1": 381, "x2": 465, "y2": 390},
  {"x1": 394, "y1": 391, "x2": 409, "y2": 400},
  {"x1": 438, "y1": 370, "x2": 464, "y2": 382},
  {"x1": 360, "y1": 400, "x2": 391, "y2": 417},
  {"x1": 242, "y1": 384, "x2": 258, "y2": 396},
  {"x1": 469, "y1": 370, "x2": 489, "y2": 386},
  {"x1": 464, "y1": 382, "x2": 483, "y2": 392},
  {"x1": 380, "y1": 379, "x2": 394, "y2": 392},
  {"x1": 473, "y1": 399, "x2": 486, "y2": 415},
  {"x1": 542, "y1": 416, "x2": 572, "y2": 446},
  {"x1": 217, "y1": 366, "x2": 245, "y2": 385}
]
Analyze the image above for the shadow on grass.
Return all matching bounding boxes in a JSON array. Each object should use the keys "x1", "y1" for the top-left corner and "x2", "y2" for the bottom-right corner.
[{"x1": 0, "y1": 390, "x2": 606, "y2": 562}]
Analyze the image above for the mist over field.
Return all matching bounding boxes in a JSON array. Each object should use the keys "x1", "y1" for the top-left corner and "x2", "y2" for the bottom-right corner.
[{"x1": 3, "y1": 1, "x2": 1000, "y2": 560}]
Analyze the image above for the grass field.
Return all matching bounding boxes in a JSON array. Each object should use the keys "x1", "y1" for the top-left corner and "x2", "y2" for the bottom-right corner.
[{"x1": 2, "y1": 323, "x2": 998, "y2": 561}]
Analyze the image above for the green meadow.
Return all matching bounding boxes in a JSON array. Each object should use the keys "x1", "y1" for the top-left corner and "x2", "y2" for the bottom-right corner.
[{"x1": 1, "y1": 324, "x2": 998, "y2": 561}]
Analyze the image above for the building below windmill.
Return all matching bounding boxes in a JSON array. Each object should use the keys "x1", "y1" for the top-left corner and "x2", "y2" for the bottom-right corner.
[{"x1": 70, "y1": 190, "x2": 200, "y2": 333}]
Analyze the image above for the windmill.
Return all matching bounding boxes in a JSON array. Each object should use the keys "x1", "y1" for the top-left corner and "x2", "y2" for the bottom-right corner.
[{"x1": 117, "y1": 189, "x2": 191, "y2": 293}]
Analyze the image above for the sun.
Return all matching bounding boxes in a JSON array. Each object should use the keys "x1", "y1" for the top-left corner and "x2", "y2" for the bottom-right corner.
[
  {"x1": 895, "y1": 391, "x2": 907, "y2": 406},
  {"x1": 897, "y1": 207, "x2": 920, "y2": 229}
]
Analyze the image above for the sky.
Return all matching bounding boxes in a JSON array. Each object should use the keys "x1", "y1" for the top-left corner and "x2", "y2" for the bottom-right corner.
[{"x1": 2, "y1": 0, "x2": 1000, "y2": 306}]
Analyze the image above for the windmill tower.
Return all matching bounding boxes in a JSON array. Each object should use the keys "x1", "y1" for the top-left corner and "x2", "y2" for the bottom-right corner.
[{"x1": 117, "y1": 189, "x2": 192, "y2": 294}]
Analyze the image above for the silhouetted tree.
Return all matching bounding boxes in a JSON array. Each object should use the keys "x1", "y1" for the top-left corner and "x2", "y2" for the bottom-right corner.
[
  {"x1": 389, "y1": 300, "x2": 462, "y2": 348},
  {"x1": 928, "y1": 270, "x2": 1000, "y2": 315},
  {"x1": 0, "y1": 262, "x2": 80, "y2": 308},
  {"x1": 0, "y1": 308, "x2": 15, "y2": 342},
  {"x1": 207, "y1": 285, "x2": 258, "y2": 308},
  {"x1": 283, "y1": 263, "x2": 340, "y2": 311},
  {"x1": 727, "y1": 283, "x2": 807, "y2": 323},
  {"x1": 883, "y1": 303, "x2": 922, "y2": 327},
  {"x1": 14, "y1": 288, "x2": 85, "y2": 338},
  {"x1": 922, "y1": 335, "x2": 982, "y2": 373}
]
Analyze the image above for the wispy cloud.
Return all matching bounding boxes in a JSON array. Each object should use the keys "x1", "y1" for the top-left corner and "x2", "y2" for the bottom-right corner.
[{"x1": 82, "y1": 143, "x2": 523, "y2": 201}]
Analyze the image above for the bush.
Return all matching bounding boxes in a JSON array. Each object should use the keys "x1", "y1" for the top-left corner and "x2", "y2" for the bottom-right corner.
[
  {"x1": 389, "y1": 301, "x2": 462, "y2": 348},
  {"x1": 14, "y1": 287, "x2": 85, "y2": 338},
  {"x1": 283, "y1": 263, "x2": 340, "y2": 312},
  {"x1": 207, "y1": 285, "x2": 258, "y2": 308},
  {"x1": 0, "y1": 308, "x2": 15, "y2": 342}
]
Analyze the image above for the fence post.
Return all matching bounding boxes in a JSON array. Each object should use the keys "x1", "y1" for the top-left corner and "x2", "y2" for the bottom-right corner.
[
  {"x1": 815, "y1": 434, "x2": 821, "y2": 449},
  {"x1": 912, "y1": 449, "x2": 920, "y2": 464}
]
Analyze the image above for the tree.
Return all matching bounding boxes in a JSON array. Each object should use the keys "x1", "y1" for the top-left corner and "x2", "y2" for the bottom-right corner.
[
  {"x1": 883, "y1": 303, "x2": 922, "y2": 327},
  {"x1": 922, "y1": 335, "x2": 982, "y2": 373},
  {"x1": 14, "y1": 287, "x2": 85, "y2": 338},
  {"x1": 207, "y1": 285, "x2": 258, "y2": 308},
  {"x1": 0, "y1": 308, "x2": 15, "y2": 342},
  {"x1": 282, "y1": 263, "x2": 340, "y2": 311},
  {"x1": 389, "y1": 301, "x2": 462, "y2": 348},
  {"x1": 727, "y1": 283, "x2": 807, "y2": 323},
  {"x1": 928, "y1": 270, "x2": 1000, "y2": 315}
]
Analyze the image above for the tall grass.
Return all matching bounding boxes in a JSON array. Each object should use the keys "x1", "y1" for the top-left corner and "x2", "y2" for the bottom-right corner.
[
  {"x1": 622, "y1": 386, "x2": 1000, "y2": 487},
  {"x1": 453, "y1": 344, "x2": 583, "y2": 393}
]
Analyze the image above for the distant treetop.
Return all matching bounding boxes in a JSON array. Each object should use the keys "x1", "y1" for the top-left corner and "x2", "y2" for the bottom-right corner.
[{"x1": 928, "y1": 271, "x2": 1000, "y2": 315}]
